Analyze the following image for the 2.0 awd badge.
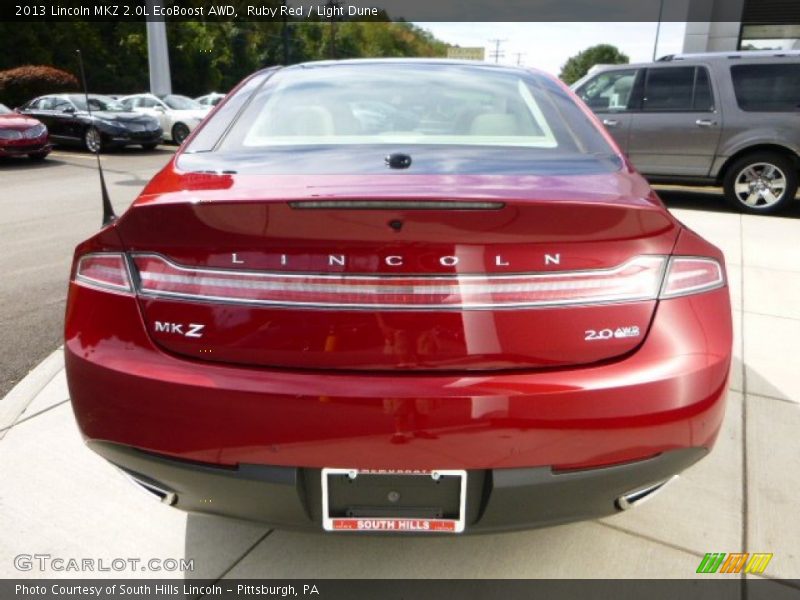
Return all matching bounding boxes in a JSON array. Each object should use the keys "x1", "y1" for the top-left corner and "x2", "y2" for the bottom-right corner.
[{"x1": 585, "y1": 326, "x2": 641, "y2": 341}]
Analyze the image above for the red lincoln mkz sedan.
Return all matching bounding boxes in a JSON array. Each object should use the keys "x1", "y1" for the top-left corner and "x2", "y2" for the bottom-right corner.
[
  {"x1": 65, "y1": 60, "x2": 732, "y2": 534},
  {"x1": 0, "y1": 103, "x2": 51, "y2": 160}
]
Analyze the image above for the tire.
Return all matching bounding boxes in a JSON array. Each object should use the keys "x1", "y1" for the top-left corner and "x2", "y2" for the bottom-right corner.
[
  {"x1": 171, "y1": 123, "x2": 190, "y2": 145},
  {"x1": 723, "y1": 151, "x2": 797, "y2": 214},
  {"x1": 83, "y1": 127, "x2": 103, "y2": 153},
  {"x1": 28, "y1": 151, "x2": 49, "y2": 161},
  {"x1": 141, "y1": 143, "x2": 159, "y2": 151}
]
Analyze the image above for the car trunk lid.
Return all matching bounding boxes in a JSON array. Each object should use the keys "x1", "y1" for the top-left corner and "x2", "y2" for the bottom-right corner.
[{"x1": 116, "y1": 171, "x2": 678, "y2": 371}]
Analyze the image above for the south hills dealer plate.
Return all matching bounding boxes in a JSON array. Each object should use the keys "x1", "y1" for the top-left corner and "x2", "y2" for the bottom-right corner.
[{"x1": 321, "y1": 469, "x2": 467, "y2": 533}]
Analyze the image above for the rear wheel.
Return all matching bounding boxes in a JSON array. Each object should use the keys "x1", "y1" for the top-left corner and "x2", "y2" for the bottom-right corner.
[
  {"x1": 723, "y1": 152, "x2": 797, "y2": 214},
  {"x1": 171, "y1": 123, "x2": 190, "y2": 145},
  {"x1": 83, "y1": 127, "x2": 103, "y2": 153}
]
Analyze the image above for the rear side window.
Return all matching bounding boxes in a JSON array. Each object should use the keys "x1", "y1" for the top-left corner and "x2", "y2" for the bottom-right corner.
[
  {"x1": 731, "y1": 63, "x2": 800, "y2": 112},
  {"x1": 693, "y1": 68, "x2": 714, "y2": 111},
  {"x1": 643, "y1": 66, "x2": 714, "y2": 111}
]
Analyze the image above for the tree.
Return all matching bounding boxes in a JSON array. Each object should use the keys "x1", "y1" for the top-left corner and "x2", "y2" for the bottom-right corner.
[
  {"x1": 559, "y1": 44, "x2": 629, "y2": 85},
  {"x1": 0, "y1": 66, "x2": 79, "y2": 107},
  {"x1": 0, "y1": 20, "x2": 449, "y2": 99}
]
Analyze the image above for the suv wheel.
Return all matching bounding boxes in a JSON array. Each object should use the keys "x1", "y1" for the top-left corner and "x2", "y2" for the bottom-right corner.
[{"x1": 723, "y1": 152, "x2": 797, "y2": 214}]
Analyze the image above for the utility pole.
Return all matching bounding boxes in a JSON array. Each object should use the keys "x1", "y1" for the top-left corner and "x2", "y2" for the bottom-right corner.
[
  {"x1": 281, "y1": 1, "x2": 290, "y2": 64},
  {"x1": 513, "y1": 52, "x2": 526, "y2": 66},
  {"x1": 488, "y1": 38, "x2": 506, "y2": 64},
  {"x1": 327, "y1": 0, "x2": 340, "y2": 59}
]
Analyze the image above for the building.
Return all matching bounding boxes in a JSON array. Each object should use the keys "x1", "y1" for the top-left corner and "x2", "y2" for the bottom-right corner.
[
  {"x1": 683, "y1": 0, "x2": 800, "y2": 52},
  {"x1": 446, "y1": 47, "x2": 487, "y2": 61}
]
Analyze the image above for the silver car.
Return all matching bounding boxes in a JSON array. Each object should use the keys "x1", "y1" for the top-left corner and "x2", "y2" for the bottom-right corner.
[
  {"x1": 119, "y1": 94, "x2": 210, "y2": 145},
  {"x1": 573, "y1": 50, "x2": 800, "y2": 214}
]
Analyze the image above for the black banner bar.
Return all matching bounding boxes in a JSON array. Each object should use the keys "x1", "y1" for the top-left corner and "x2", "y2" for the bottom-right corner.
[
  {"x1": 3, "y1": 0, "x2": 792, "y2": 23},
  {"x1": 2, "y1": 579, "x2": 800, "y2": 600}
]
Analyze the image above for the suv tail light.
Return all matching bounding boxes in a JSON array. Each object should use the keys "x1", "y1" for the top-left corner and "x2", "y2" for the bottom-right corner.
[
  {"x1": 660, "y1": 257, "x2": 725, "y2": 298},
  {"x1": 75, "y1": 253, "x2": 132, "y2": 293}
]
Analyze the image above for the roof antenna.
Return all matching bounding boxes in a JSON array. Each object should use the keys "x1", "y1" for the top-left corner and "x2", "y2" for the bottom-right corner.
[{"x1": 76, "y1": 49, "x2": 116, "y2": 226}]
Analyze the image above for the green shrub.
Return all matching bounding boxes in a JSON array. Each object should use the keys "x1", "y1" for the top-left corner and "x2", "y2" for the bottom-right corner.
[{"x1": 0, "y1": 65, "x2": 79, "y2": 108}]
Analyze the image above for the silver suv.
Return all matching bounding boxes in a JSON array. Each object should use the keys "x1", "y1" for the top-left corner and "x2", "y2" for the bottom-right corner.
[{"x1": 573, "y1": 51, "x2": 800, "y2": 214}]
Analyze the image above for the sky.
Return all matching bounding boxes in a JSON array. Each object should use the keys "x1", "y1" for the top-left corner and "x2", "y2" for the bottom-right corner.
[{"x1": 414, "y1": 22, "x2": 687, "y2": 76}]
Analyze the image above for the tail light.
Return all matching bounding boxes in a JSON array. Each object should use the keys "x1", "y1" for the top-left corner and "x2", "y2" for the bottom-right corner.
[
  {"x1": 75, "y1": 253, "x2": 132, "y2": 293},
  {"x1": 660, "y1": 257, "x2": 725, "y2": 298},
  {"x1": 131, "y1": 253, "x2": 669, "y2": 310},
  {"x1": 73, "y1": 253, "x2": 725, "y2": 308}
]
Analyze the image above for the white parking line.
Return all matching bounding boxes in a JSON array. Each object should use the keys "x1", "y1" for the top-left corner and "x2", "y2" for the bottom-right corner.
[{"x1": 49, "y1": 151, "x2": 105, "y2": 160}]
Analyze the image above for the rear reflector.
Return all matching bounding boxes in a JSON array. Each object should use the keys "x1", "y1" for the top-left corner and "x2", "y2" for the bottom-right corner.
[
  {"x1": 132, "y1": 254, "x2": 668, "y2": 310},
  {"x1": 660, "y1": 257, "x2": 724, "y2": 298},
  {"x1": 75, "y1": 253, "x2": 132, "y2": 293}
]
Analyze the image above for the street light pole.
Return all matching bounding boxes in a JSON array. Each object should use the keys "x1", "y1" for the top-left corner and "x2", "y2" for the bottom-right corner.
[
  {"x1": 145, "y1": 0, "x2": 172, "y2": 95},
  {"x1": 652, "y1": 0, "x2": 665, "y2": 61}
]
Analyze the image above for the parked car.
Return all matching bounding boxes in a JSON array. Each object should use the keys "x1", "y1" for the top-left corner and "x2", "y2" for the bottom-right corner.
[
  {"x1": 195, "y1": 92, "x2": 225, "y2": 107},
  {"x1": 573, "y1": 50, "x2": 800, "y2": 214},
  {"x1": 19, "y1": 94, "x2": 162, "y2": 152},
  {"x1": 0, "y1": 103, "x2": 51, "y2": 160},
  {"x1": 119, "y1": 93, "x2": 209, "y2": 145},
  {"x1": 66, "y1": 60, "x2": 732, "y2": 534}
]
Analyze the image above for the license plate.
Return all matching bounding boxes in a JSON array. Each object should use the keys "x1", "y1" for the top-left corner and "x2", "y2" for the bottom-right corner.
[{"x1": 321, "y1": 468, "x2": 467, "y2": 533}]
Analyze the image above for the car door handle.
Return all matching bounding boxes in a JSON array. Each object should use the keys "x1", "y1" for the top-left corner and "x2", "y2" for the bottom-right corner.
[
  {"x1": 602, "y1": 119, "x2": 619, "y2": 127},
  {"x1": 695, "y1": 119, "x2": 718, "y2": 127}
]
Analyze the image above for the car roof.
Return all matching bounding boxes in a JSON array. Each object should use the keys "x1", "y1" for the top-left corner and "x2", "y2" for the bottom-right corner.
[{"x1": 284, "y1": 57, "x2": 545, "y2": 76}]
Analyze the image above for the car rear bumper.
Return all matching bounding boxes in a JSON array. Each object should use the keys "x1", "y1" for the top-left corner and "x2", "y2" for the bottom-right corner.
[
  {"x1": 66, "y1": 281, "x2": 732, "y2": 473},
  {"x1": 0, "y1": 141, "x2": 51, "y2": 156},
  {"x1": 92, "y1": 440, "x2": 707, "y2": 533}
]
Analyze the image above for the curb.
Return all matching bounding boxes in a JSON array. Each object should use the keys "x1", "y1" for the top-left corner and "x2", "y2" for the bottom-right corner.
[{"x1": 0, "y1": 346, "x2": 64, "y2": 438}]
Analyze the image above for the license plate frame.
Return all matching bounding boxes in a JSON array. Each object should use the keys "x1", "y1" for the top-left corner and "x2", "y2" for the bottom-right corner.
[{"x1": 321, "y1": 468, "x2": 467, "y2": 533}]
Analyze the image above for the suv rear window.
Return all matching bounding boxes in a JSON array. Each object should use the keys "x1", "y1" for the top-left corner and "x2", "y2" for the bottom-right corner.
[{"x1": 731, "y1": 63, "x2": 800, "y2": 112}]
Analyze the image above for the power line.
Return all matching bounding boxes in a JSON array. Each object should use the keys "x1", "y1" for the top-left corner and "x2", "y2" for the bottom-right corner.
[{"x1": 488, "y1": 38, "x2": 507, "y2": 63}]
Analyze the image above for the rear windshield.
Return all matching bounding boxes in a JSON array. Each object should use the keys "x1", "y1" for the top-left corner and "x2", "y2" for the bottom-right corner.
[
  {"x1": 731, "y1": 63, "x2": 800, "y2": 112},
  {"x1": 69, "y1": 95, "x2": 126, "y2": 112},
  {"x1": 183, "y1": 62, "x2": 621, "y2": 175},
  {"x1": 162, "y1": 95, "x2": 202, "y2": 110}
]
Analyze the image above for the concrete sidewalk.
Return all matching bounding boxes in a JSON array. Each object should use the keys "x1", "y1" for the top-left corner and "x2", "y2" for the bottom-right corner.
[{"x1": 1, "y1": 206, "x2": 798, "y2": 584}]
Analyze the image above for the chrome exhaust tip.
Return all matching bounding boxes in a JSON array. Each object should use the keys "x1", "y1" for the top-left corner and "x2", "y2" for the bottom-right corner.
[
  {"x1": 118, "y1": 469, "x2": 177, "y2": 506},
  {"x1": 616, "y1": 476, "x2": 677, "y2": 511}
]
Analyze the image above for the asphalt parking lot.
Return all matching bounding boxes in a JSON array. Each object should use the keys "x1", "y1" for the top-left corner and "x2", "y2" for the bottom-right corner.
[
  {"x1": 0, "y1": 148, "x2": 799, "y2": 587},
  {"x1": 0, "y1": 147, "x2": 177, "y2": 398}
]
